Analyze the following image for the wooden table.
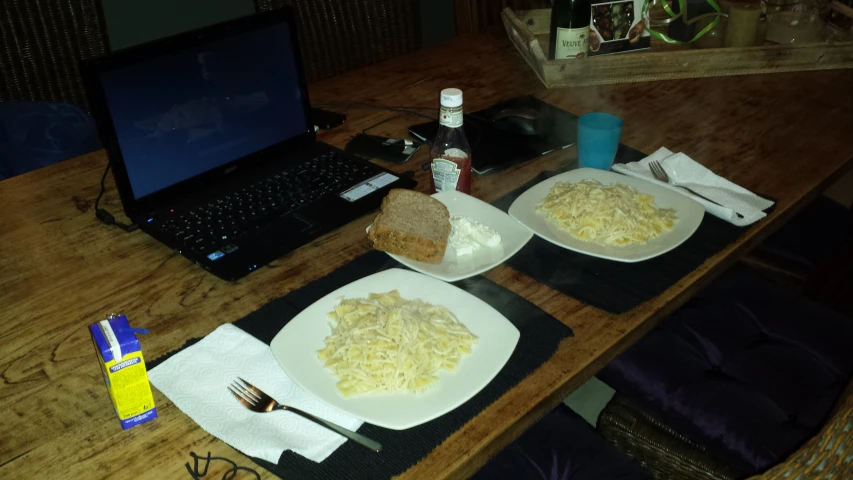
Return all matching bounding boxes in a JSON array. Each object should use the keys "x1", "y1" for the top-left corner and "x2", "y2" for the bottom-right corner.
[{"x1": 2, "y1": 29, "x2": 852, "y2": 479}]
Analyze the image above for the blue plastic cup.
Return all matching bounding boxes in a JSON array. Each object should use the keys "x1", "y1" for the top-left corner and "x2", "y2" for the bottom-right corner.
[{"x1": 577, "y1": 113, "x2": 623, "y2": 170}]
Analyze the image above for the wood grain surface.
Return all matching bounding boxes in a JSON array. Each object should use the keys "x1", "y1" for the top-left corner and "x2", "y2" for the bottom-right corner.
[{"x1": 1, "y1": 28, "x2": 852, "y2": 480}]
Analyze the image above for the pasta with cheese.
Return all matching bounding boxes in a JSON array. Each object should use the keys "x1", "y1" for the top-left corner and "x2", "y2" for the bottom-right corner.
[
  {"x1": 537, "y1": 180, "x2": 677, "y2": 247},
  {"x1": 317, "y1": 290, "x2": 477, "y2": 396}
]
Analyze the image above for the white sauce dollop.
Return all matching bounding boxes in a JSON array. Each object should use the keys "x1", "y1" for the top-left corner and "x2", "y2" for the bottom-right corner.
[{"x1": 448, "y1": 216, "x2": 501, "y2": 256}]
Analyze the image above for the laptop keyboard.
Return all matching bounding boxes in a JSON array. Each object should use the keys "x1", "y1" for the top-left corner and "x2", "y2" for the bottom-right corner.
[{"x1": 154, "y1": 151, "x2": 376, "y2": 256}]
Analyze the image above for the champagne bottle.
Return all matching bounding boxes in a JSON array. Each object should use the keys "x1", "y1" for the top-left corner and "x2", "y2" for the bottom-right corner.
[{"x1": 549, "y1": 0, "x2": 591, "y2": 60}]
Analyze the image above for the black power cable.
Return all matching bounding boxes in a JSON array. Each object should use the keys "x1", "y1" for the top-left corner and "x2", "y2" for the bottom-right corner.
[
  {"x1": 94, "y1": 161, "x2": 138, "y2": 232},
  {"x1": 184, "y1": 451, "x2": 260, "y2": 480}
]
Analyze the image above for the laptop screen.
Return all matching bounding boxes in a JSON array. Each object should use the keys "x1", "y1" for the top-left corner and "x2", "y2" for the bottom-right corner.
[{"x1": 99, "y1": 21, "x2": 308, "y2": 200}]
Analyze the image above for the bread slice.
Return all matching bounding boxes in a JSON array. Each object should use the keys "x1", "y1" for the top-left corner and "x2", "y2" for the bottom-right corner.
[{"x1": 368, "y1": 189, "x2": 451, "y2": 263}]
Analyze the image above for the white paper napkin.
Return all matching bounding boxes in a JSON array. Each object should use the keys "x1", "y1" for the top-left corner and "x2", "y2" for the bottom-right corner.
[
  {"x1": 612, "y1": 147, "x2": 775, "y2": 226},
  {"x1": 149, "y1": 323, "x2": 362, "y2": 463}
]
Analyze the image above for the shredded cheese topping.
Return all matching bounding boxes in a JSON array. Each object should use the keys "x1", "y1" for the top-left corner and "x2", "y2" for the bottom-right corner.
[
  {"x1": 537, "y1": 180, "x2": 678, "y2": 247},
  {"x1": 317, "y1": 291, "x2": 477, "y2": 396}
]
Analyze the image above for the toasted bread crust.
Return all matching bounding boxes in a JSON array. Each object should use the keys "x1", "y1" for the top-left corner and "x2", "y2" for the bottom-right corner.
[
  {"x1": 368, "y1": 189, "x2": 450, "y2": 263},
  {"x1": 369, "y1": 225, "x2": 448, "y2": 263}
]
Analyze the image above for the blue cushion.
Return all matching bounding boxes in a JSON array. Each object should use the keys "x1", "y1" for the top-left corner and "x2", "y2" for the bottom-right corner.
[
  {"x1": 0, "y1": 101, "x2": 100, "y2": 179},
  {"x1": 473, "y1": 404, "x2": 652, "y2": 480},
  {"x1": 598, "y1": 266, "x2": 853, "y2": 474}
]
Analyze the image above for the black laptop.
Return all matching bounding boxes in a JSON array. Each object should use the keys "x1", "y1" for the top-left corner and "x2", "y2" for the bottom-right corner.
[{"x1": 83, "y1": 8, "x2": 415, "y2": 281}]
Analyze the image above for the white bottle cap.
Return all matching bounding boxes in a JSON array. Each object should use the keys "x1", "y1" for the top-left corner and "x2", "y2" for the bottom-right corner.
[{"x1": 440, "y1": 88, "x2": 463, "y2": 108}]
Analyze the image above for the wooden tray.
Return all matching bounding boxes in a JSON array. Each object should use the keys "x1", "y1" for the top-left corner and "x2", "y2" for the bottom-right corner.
[{"x1": 501, "y1": 7, "x2": 853, "y2": 87}]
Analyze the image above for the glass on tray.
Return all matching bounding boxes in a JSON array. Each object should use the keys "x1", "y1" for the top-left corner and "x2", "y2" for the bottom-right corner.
[
  {"x1": 763, "y1": 0, "x2": 804, "y2": 13},
  {"x1": 765, "y1": 11, "x2": 826, "y2": 43}
]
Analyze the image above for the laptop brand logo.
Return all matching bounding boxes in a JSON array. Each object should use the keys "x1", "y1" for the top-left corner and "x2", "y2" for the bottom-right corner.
[{"x1": 224, "y1": 165, "x2": 237, "y2": 174}]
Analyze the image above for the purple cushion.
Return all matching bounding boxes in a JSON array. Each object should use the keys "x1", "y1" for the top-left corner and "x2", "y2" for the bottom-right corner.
[
  {"x1": 758, "y1": 196, "x2": 850, "y2": 269},
  {"x1": 474, "y1": 404, "x2": 652, "y2": 480},
  {"x1": 599, "y1": 266, "x2": 853, "y2": 474}
]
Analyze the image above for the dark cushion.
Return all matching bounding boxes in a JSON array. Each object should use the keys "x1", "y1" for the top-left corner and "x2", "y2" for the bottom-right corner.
[
  {"x1": 473, "y1": 404, "x2": 652, "y2": 480},
  {"x1": 598, "y1": 266, "x2": 853, "y2": 474},
  {"x1": 0, "y1": 101, "x2": 100, "y2": 180},
  {"x1": 756, "y1": 196, "x2": 850, "y2": 269}
]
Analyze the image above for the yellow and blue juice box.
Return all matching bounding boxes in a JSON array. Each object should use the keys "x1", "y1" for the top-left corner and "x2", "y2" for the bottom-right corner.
[{"x1": 89, "y1": 314, "x2": 157, "y2": 429}]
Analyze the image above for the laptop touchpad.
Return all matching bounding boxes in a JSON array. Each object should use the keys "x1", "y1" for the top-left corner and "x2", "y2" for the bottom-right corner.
[{"x1": 287, "y1": 215, "x2": 314, "y2": 231}]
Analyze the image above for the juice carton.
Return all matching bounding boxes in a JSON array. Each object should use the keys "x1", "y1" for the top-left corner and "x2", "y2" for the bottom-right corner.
[{"x1": 89, "y1": 314, "x2": 157, "y2": 430}]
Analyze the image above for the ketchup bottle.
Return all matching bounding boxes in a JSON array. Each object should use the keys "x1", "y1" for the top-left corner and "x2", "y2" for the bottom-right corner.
[{"x1": 429, "y1": 88, "x2": 472, "y2": 194}]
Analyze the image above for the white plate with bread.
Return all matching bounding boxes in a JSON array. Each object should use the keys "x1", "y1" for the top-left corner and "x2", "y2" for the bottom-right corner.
[{"x1": 366, "y1": 189, "x2": 533, "y2": 282}]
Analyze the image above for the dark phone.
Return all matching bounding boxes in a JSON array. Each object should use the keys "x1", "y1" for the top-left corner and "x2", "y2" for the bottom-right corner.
[
  {"x1": 310, "y1": 108, "x2": 346, "y2": 130},
  {"x1": 345, "y1": 134, "x2": 421, "y2": 164}
]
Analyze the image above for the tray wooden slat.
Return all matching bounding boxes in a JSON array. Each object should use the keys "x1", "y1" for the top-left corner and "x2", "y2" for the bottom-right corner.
[{"x1": 502, "y1": 7, "x2": 853, "y2": 87}]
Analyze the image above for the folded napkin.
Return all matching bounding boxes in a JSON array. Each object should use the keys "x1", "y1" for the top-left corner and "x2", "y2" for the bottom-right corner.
[
  {"x1": 612, "y1": 147, "x2": 775, "y2": 226},
  {"x1": 149, "y1": 323, "x2": 362, "y2": 463}
]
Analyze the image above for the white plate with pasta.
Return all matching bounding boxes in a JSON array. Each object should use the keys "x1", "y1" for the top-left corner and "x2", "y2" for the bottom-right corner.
[
  {"x1": 269, "y1": 268, "x2": 520, "y2": 430},
  {"x1": 509, "y1": 168, "x2": 704, "y2": 262}
]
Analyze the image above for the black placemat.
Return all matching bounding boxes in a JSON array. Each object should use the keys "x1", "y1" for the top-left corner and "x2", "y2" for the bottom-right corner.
[
  {"x1": 151, "y1": 250, "x2": 572, "y2": 480},
  {"x1": 490, "y1": 145, "x2": 756, "y2": 314}
]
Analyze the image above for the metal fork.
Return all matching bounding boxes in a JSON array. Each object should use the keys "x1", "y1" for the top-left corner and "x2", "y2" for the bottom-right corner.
[
  {"x1": 228, "y1": 377, "x2": 382, "y2": 452},
  {"x1": 648, "y1": 160, "x2": 738, "y2": 216}
]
